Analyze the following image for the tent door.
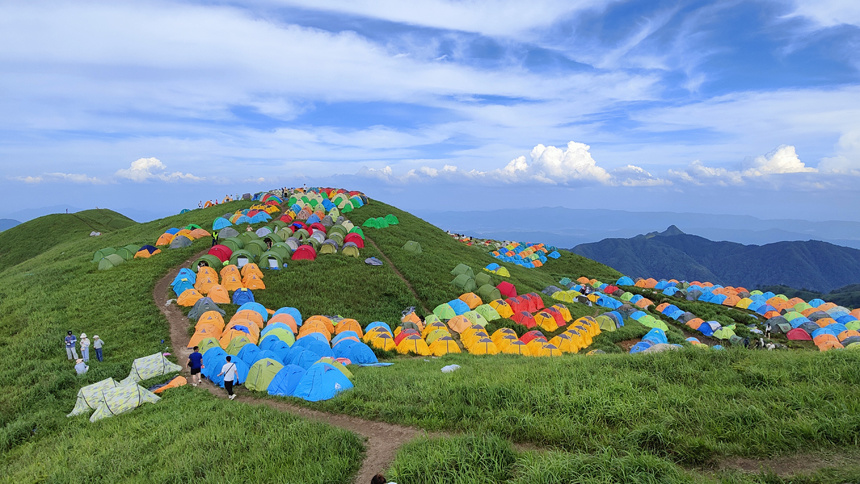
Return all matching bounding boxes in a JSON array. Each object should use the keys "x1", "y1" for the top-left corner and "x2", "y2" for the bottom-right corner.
[{"x1": 237, "y1": 256, "x2": 248, "y2": 268}]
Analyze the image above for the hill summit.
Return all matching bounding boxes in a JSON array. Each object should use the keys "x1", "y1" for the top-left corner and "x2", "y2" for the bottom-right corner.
[{"x1": 572, "y1": 226, "x2": 860, "y2": 293}]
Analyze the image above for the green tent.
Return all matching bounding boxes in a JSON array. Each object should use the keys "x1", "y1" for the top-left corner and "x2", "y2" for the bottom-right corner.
[
  {"x1": 98, "y1": 253, "x2": 125, "y2": 270},
  {"x1": 362, "y1": 218, "x2": 378, "y2": 228},
  {"x1": 451, "y1": 274, "x2": 477, "y2": 293},
  {"x1": 342, "y1": 245, "x2": 360, "y2": 257},
  {"x1": 92, "y1": 247, "x2": 117, "y2": 262},
  {"x1": 424, "y1": 314, "x2": 442, "y2": 326},
  {"x1": 474, "y1": 304, "x2": 501, "y2": 322},
  {"x1": 384, "y1": 214, "x2": 399, "y2": 225},
  {"x1": 68, "y1": 378, "x2": 119, "y2": 417},
  {"x1": 433, "y1": 303, "x2": 456, "y2": 321},
  {"x1": 245, "y1": 358, "x2": 284, "y2": 392},
  {"x1": 269, "y1": 243, "x2": 292, "y2": 258},
  {"x1": 226, "y1": 335, "x2": 252, "y2": 355},
  {"x1": 476, "y1": 284, "x2": 501, "y2": 302},
  {"x1": 220, "y1": 237, "x2": 244, "y2": 251},
  {"x1": 193, "y1": 254, "x2": 223, "y2": 272},
  {"x1": 244, "y1": 240, "x2": 267, "y2": 257},
  {"x1": 229, "y1": 249, "x2": 257, "y2": 267},
  {"x1": 120, "y1": 353, "x2": 182, "y2": 385},
  {"x1": 198, "y1": 337, "x2": 221, "y2": 355},
  {"x1": 559, "y1": 277, "x2": 572, "y2": 286},
  {"x1": 239, "y1": 231, "x2": 260, "y2": 243},
  {"x1": 596, "y1": 315, "x2": 617, "y2": 332},
  {"x1": 319, "y1": 242, "x2": 337, "y2": 254},
  {"x1": 264, "y1": 328, "x2": 295, "y2": 346},
  {"x1": 261, "y1": 251, "x2": 284, "y2": 270},
  {"x1": 620, "y1": 292, "x2": 633, "y2": 302},
  {"x1": 348, "y1": 227, "x2": 364, "y2": 238},
  {"x1": 713, "y1": 328, "x2": 737, "y2": 340},
  {"x1": 328, "y1": 225, "x2": 347, "y2": 238},
  {"x1": 451, "y1": 264, "x2": 475, "y2": 278},
  {"x1": 115, "y1": 247, "x2": 136, "y2": 261},
  {"x1": 294, "y1": 228, "x2": 310, "y2": 240},
  {"x1": 402, "y1": 241, "x2": 422, "y2": 254},
  {"x1": 463, "y1": 311, "x2": 488, "y2": 327},
  {"x1": 475, "y1": 272, "x2": 492, "y2": 287}
]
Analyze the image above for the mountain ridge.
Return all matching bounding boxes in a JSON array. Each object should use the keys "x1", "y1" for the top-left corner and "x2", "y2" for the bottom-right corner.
[{"x1": 572, "y1": 226, "x2": 860, "y2": 293}]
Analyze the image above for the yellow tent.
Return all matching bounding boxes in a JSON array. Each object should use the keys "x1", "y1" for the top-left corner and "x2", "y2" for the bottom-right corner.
[
  {"x1": 488, "y1": 299, "x2": 513, "y2": 318},
  {"x1": 396, "y1": 336, "x2": 431, "y2": 356},
  {"x1": 502, "y1": 340, "x2": 531, "y2": 356},
  {"x1": 428, "y1": 337, "x2": 461, "y2": 356}
]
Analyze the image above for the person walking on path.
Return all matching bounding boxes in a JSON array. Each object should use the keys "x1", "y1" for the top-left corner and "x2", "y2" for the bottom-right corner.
[
  {"x1": 218, "y1": 356, "x2": 238, "y2": 400},
  {"x1": 80, "y1": 333, "x2": 91, "y2": 362},
  {"x1": 187, "y1": 346, "x2": 204, "y2": 386},
  {"x1": 93, "y1": 335, "x2": 104, "y2": 362},
  {"x1": 65, "y1": 331, "x2": 78, "y2": 360},
  {"x1": 211, "y1": 230, "x2": 219, "y2": 248}
]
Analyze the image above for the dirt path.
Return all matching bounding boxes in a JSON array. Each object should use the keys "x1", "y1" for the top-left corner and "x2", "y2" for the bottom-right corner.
[
  {"x1": 153, "y1": 252, "x2": 433, "y2": 484},
  {"x1": 364, "y1": 235, "x2": 431, "y2": 315}
]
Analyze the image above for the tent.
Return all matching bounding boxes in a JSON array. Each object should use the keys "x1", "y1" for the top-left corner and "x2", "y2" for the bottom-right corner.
[
  {"x1": 89, "y1": 383, "x2": 160, "y2": 422},
  {"x1": 267, "y1": 365, "x2": 307, "y2": 397},
  {"x1": 292, "y1": 362, "x2": 354, "y2": 402},
  {"x1": 245, "y1": 358, "x2": 285, "y2": 392},
  {"x1": 67, "y1": 378, "x2": 119, "y2": 417},
  {"x1": 98, "y1": 253, "x2": 125, "y2": 270},
  {"x1": 403, "y1": 241, "x2": 422, "y2": 254},
  {"x1": 451, "y1": 274, "x2": 477, "y2": 292},
  {"x1": 451, "y1": 263, "x2": 475, "y2": 278},
  {"x1": 121, "y1": 353, "x2": 182, "y2": 384},
  {"x1": 169, "y1": 235, "x2": 193, "y2": 249},
  {"x1": 497, "y1": 281, "x2": 517, "y2": 298}
]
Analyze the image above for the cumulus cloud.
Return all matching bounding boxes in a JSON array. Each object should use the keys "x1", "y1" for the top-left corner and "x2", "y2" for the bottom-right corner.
[
  {"x1": 819, "y1": 129, "x2": 860, "y2": 174},
  {"x1": 611, "y1": 165, "x2": 671, "y2": 186},
  {"x1": 115, "y1": 157, "x2": 203, "y2": 182},
  {"x1": 10, "y1": 172, "x2": 105, "y2": 184},
  {"x1": 668, "y1": 145, "x2": 817, "y2": 185},
  {"x1": 500, "y1": 142, "x2": 612, "y2": 184}
]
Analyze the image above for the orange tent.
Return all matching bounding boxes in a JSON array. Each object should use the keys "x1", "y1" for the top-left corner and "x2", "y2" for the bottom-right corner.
[
  {"x1": 155, "y1": 233, "x2": 175, "y2": 246},
  {"x1": 267, "y1": 314, "x2": 298, "y2": 333},
  {"x1": 686, "y1": 318, "x2": 704, "y2": 330},
  {"x1": 188, "y1": 324, "x2": 222, "y2": 348},
  {"x1": 225, "y1": 319, "x2": 260, "y2": 341},
  {"x1": 197, "y1": 311, "x2": 225, "y2": 332},
  {"x1": 233, "y1": 310, "x2": 264, "y2": 329},
  {"x1": 221, "y1": 272, "x2": 244, "y2": 291},
  {"x1": 207, "y1": 285, "x2": 230, "y2": 304},
  {"x1": 243, "y1": 273, "x2": 266, "y2": 290},
  {"x1": 177, "y1": 289, "x2": 203, "y2": 307},
  {"x1": 241, "y1": 263, "x2": 264, "y2": 279},
  {"x1": 219, "y1": 327, "x2": 257, "y2": 347},
  {"x1": 194, "y1": 273, "x2": 218, "y2": 295},
  {"x1": 304, "y1": 315, "x2": 335, "y2": 333},
  {"x1": 152, "y1": 376, "x2": 187, "y2": 394},
  {"x1": 458, "y1": 293, "x2": 482, "y2": 310},
  {"x1": 634, "y1": 298, "x2": 654, "y2": 309},
  {"x1": 447, "y1": 315, "x2": 472, "y2": 334},
  {"x1": 334, "y1": 319, "x2": 363, "y2": 337}
]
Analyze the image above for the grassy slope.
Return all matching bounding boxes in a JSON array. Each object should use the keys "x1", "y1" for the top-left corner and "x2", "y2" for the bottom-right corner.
[
  {"x1": 0, "y1": 209, "x2": 137, "y2": 272},
  {"x1": 2, "y1": 196, "x2": 859, "y2": 482},
  {"x1": 0, "y1": 201, "x2": 363, "y2": 482}
]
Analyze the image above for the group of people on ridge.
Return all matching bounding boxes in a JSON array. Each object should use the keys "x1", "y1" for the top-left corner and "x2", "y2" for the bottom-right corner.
[{"x1": 65, "y1": 330, "x2": 105, "y2": 375}]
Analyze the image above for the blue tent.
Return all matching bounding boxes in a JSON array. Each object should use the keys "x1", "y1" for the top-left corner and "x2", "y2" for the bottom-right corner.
[
  {"x1": 332, "y1": 331, "x2": 360, "y2": 346},
  {"x1": 295, "y1": 339, "x2": 334, "y2": 359},
  {"x1": 236, "y1": 215, "x2": 252, "y2": 225},
  {"x1": 252, "y1": 350, "x2": 281, "y2": 365},
  {"x1": 616, "y1": 276, "x2": 634, "y2": 286},
  {"x1": 808, "y1": 298, "x2": 826, "y2": 308},
  {"x1": 642, "y1": 328, "x2": 668, "y2": 345},
  {"x1": 448, "y1": 299, "x2": 470, "y2": 316},
  {"x1": 306, "y1": 214, "x2": 321, "y2": 225},
  {"x1": 250, "y1": 213, "x2": 270, "y2": 224},
  {"x1": 285, "y1": 347, "x2": 324, "y2": 369},
  {"x1": 595, "y1": 296, "x2": 622, "y2": 309},
  {"x1": 629, "y1": 294, "x2": 643, "y2": 304},
  {"x1": 295, "y1": 332, "x2": 329, "y2": 346},
  {"x1": 604, "y1": 311, "x2": 624, "y2": 328},
  {"x1": 213, "y1": 217, "x2": 232, "y2": 230},
  {"x1": 837, "y1": 314, "x2": 858, "y2": 324},
  {"x1": 204, "y1": 354, "x2": 250, "y2": 388},
  {"x1": 268, "y1": 365, "x2": 307, "y2": 397},
  {"x1": 292, "y1": 362, "x2": 354, "y2": 402},
  {"x1": 238, "y1": 302, "x2": 268, "y2": 323},
  {"x1": 630, "y1": 341, "x2": 653, "y2": 354},
  {"x1": 165, "y1": 227, "x2": 180, "y2": 235},
  {"x1": 662, "y1": 287, "x2": 680, "y2": 296},
  {"x1": 275, "y1": 307, "x2": 303, "y2": 326},
  {"x1": 547, "y1": 251, "x2": 560, "y2": 259},
  {"x1": 698, "y1": 321, "x2": 720, "y2": 337},
  {"x1": 232, "y1": 288, "x2": 255, "y2": 305},
  {"x1": 238, "y1": 344, "x2": 262, "y2": 366},
  {"x1": 485, "y1": 263, "x2": 500, "y2": 272},
  {"x1": 172, "y1": 278, "x2": 195, "y2": 296},
  {"x1": 630, "y1": 311, "x2": 647, "y2": 321},
  {"x1": 333, "y1": 340, "x2": 378, "y2": 364},
  {"x1": 172, "y1": 268, "x2": 197, "y2": 285}
]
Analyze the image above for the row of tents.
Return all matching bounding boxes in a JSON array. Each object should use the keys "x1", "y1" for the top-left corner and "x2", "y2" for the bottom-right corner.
[{"x1": 489, "y1": 242, "x2": 560, "y2": 269}]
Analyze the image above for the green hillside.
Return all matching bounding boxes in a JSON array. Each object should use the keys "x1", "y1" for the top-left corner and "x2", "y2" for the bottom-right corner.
[
  {"x1": 1, "y1": 196, "x2": 859, "y2": 483},
  {"x1": 0, "y1": 209, "x2": 137, "y2": 272}
]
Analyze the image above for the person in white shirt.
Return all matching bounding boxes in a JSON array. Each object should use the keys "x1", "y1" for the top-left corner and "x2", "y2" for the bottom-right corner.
[{"x1": 217, "y1": 355, "x2": 238, "y2": 400}]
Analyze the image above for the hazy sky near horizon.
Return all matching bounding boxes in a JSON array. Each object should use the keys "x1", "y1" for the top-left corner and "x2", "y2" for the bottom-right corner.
[{"x1": 2, "y1": 1, "x2": 859, "y2": 222}]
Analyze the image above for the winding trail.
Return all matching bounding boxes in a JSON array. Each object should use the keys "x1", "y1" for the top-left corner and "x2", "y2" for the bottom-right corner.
[{"x1": 154, "y1": 251, "x2": 435, "y2": 484}]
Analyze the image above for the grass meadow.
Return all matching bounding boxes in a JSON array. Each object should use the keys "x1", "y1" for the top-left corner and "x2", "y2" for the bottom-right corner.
[{"x1": 1, "y1": 195, "x2": 858, "y2": 483}]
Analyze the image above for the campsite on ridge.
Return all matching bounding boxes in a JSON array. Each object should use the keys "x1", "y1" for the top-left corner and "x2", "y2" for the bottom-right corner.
[{"x1": 1, "y1": 187, "x2": 859, "y2": 484}]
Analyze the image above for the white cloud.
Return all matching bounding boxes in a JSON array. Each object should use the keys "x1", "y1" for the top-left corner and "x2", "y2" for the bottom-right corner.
[
  {"x1": 668, "y1": 145, "x2": 818, "y2": 185},
  {"x1": 10, "y1": 172, "x2": 104, "y2": 184},
  {"x1": 501, "y1": 142, "x2": 612, "y2": 184},
  {"x1": 611, "y1": 165, "x2": 671, "y2": 186},
  {"x1": 819, "y1": 129, "x2": 860, "y2": 174},
  {"x1": 115, "y1": 157, "x2": 203, "y2": 182},
  {"x1": 788, "y1": 0, "x2": 860, "y2": 28}
]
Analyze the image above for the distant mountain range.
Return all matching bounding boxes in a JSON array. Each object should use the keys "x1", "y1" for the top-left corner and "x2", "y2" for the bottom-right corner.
[
  {"x1": 0, "y1": 219, "x2": 20, "y2": 232},
  {"x1": 416, "y1": 207, "x2": 860, "y2": 249},
  {"x1": 571, "y1": 226, "x2": 860, "y2": 293}
]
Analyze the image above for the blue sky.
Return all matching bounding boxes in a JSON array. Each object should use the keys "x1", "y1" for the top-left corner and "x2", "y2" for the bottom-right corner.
[{"x1": 1, "y1": 0, "x2": 859, "y2": 222}]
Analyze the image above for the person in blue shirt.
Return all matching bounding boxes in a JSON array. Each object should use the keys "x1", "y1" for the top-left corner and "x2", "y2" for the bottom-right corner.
[
  {"x1": 187, "y1": 346, "x2": 204, "y2": 386},
  {"x1": 65, "y1": 331, "x2": 78, "y2": 360}
]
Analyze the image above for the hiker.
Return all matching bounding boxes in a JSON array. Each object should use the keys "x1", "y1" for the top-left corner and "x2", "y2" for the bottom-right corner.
[
  {"x1": 198, "y1": 200, "x2": 202, "y2": 208},
  {"x1": 265, "y1": 238, "x2": 272, "y2": 250},
  {"x1": 65, "y1": 331, "x2": 78, "y2": 360},
  {"x1": 80, "y1": 333, "x2": 91, "y2": 362},
  {"x1": 218, "y1": 355, "x2": 238, "y2": 400},
  {"x1": 74, "y1": 358, "x2": 89, "y2": 375},
  {"x1": 93, "y1": 335, "x2": 104, "y2": 362},
  {"x1": 188, "y1": 346, "x2": 204, "y2": 386},
  {"x1": 212, "y1": 230, "x2": 219, "y2": 248},
  {"x1": 371, "y1": 474, "x2": 396, "y2": 484},
  {"x1": 246, "y1": 226, "x2": 253, "y2": 232}
]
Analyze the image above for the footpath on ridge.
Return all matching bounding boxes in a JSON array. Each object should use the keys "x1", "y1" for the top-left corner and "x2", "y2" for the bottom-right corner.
[
  {"x1": 155, "y1": 250, "x2": 434, "y2": 484},
  {"x1": 365, "y1": 235, "x2": 431, "y2": 316},
  {"x1": 153, "y1": 251, "x2": 842, "y2": 483}
]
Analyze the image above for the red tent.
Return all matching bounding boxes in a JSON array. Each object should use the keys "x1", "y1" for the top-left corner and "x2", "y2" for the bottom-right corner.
[
  {"x1": 497, "y1": 281, "x2": 517, "y2": 298},
  {"x1": 519, "y1": 330, "x2": 546, "y2": 344},
  {"x1": 208, "y1": 244, "x2": 232, "y2": 262},
  {"x1": 507, "y1": 296, "x2": 528, "y2": 314},
  {"x1": 291, "y1": 245, "x2": 317, "y2": 261},
  {"x1": 512, "y1": 311, "x2": 536, "y2": 328},
  {"x1": 309, "y1": 223, "x2": 327, "y2": 234},
  {"x1": 344, "y1": 233, "x2": 365, "y2": 248},
  {"x1": 545, "y1": 307, "x2": 566, "y2": 326},
  {"x1": 394, "y1": 330, "x2": 421, "y2": 345},
  {"x1": 787, "y1": 328, "x2": 812, "y2": 340}
]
